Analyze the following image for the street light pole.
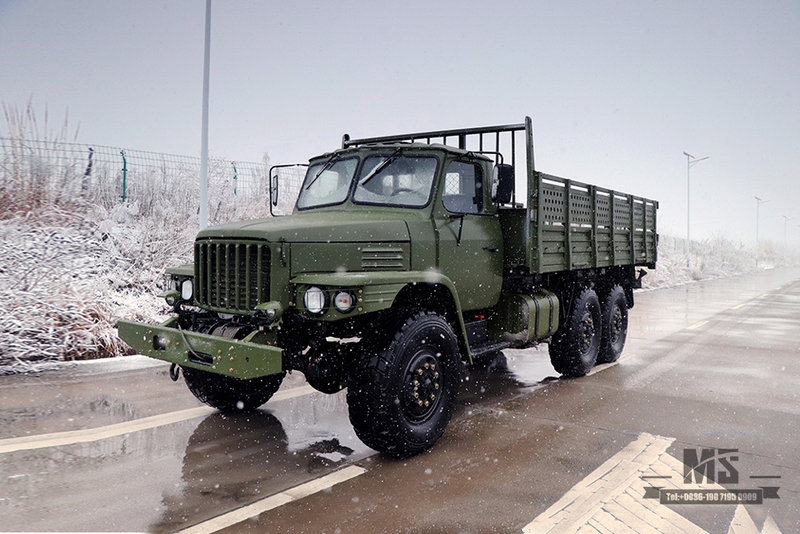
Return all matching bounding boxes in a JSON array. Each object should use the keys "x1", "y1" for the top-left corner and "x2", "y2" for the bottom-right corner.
[
  {"x1": 199, "y1": 0, "x2": 212, "y2": 230},
  {"x1": 683, "y1": 151, "x2": 709, "y2": 267},
  {"x1": 755, "y1": 196, "x2": 769, "y2": 268}
]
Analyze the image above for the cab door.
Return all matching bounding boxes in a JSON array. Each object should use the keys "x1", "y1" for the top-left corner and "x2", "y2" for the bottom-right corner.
[{"x1": 435, "y1": 160, "x2": 503, "y2": 311}]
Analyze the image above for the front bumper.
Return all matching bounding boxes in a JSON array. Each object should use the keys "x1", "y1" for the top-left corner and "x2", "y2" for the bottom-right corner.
[{"x1": 117, "y1": 319, "x2": 284, "y2": 380}]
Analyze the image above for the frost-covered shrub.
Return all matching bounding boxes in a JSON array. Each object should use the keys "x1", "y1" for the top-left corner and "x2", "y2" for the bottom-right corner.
[{"x1": 639, "y1": 234, "x2": 786, "y2": 290}]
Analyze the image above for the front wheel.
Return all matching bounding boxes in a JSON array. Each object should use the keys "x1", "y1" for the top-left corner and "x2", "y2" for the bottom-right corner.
[
  {"x1": 182, "y1": 367, "x2": 285, "y2": 412},
  {"x1": 347, "y1": 310, "x2": 461, "y2": 458},
  {"x1": 549, "y1": 287, "x2": 602, "y2": 377}
]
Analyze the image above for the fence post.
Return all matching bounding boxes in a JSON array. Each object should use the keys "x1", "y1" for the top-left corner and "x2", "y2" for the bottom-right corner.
[
  {"x1": 120, "y1": 150, "x2": 128, "y2": 203},
  {"x1": 232, "y1": 161, "x2": 238, "y2": 196},
  {"x1": 81, "y1": 147, "x2": 94, "y2": 194}
]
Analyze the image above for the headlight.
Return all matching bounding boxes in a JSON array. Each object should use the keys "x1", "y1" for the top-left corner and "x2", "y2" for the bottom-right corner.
[
  {"x1": 164, "y1": 274, "x2": 179, "y2": 292},
  {"x1": 303, "y1": 286, "x2": 327, "y2": 315},
  {"x1": 333, "y1": 290, "x2": 356, "y2": 313},
  {"x1": 181, "y1": 279, "x2": 194, "y2": 301}
]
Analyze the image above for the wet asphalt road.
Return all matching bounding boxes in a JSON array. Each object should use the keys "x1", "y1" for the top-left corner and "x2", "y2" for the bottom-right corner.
[{"x1": 1, "y1": 267, "x2": 799, "y2": 533}]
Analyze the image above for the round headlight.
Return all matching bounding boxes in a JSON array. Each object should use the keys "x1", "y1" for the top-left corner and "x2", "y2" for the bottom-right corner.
[
  {"x1": 181, "y1": 279, "x2": 194, "y2": 301},
  {"x1": 333, "y1": 291, "x2": 356, "y2": 313},
  {"x1": 303, "y1": 286, "x2": 327, "y2": 314}
]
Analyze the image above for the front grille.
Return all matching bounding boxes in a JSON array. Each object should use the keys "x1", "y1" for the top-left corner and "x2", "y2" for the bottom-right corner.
[{"x1": 195, "y1": 240, "x2": 270, "y2": 312}]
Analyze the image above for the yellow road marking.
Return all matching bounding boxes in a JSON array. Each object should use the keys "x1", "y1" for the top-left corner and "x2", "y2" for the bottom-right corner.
[
  {"x1": 0, "y1": 384, "x2": 316, "y2": 454},
  {"x1": 731, "y1": 303, "x2": 746, "y2": 310},
  {"x1": 686, "y1": 320, "x2": 709, "y2": 330},
  {"x1": 176, "y1": 465, "x2": 367, "y2": 534},
  {"x1": 522, "y1": 433, "x2": 691, "y2": 534},
  {"x1": 522, "y1": 433, "x2": 786, "y2": 533}
]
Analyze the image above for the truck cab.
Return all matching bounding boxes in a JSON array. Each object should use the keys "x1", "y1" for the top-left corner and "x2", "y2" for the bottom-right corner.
[{"x1": 293, "y1": 143, "x2": 504, "y2": 313}]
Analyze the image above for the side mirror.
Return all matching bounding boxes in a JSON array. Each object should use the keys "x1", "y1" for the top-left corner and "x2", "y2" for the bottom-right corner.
[
  {"x1": 270, "y1": 173, "x2": 279, "y2": 207},
  {"x1": 492, "y1": 164, "x2": 514, "y2": 204}
]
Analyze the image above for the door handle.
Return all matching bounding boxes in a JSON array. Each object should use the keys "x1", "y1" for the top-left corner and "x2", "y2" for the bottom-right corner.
[{"x1": 482, "y1": 246, "x2": 500, "y2": 253}]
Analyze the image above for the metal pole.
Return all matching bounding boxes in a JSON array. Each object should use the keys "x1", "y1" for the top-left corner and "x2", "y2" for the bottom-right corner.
[
  {"x1": 199, "y1": 0, "x2": 212, "y2": 230},
  {"x1": 685, "y1": 153, "x2": 691, "y2": 246},
  {"x1": 683, "y1": 152, "x2": 708, "y2": 267}
]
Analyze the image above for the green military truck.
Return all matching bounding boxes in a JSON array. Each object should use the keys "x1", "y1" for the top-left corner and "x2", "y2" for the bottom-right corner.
[{"x1": 118, "y1": 117, "x2": 657, "y2": 457}]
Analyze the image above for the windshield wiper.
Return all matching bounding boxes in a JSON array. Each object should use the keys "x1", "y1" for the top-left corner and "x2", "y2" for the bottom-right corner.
[
  {"x1": 359, "y1": 148, "x2": 403, "y2": 186},
  {"x1": 305, "y1": 153, "x2": 341, "y2": 190}
]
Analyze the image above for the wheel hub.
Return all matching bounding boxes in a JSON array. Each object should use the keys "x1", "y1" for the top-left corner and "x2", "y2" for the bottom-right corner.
[
  {"x1": 610, "y1": 308, "x2": 623, "y2": 341},
  {"x1": 579, "y1": 312, "x2": 596, "y2": 353},
  {"x1": 402, "y1": 351, "x2": 441, "y2": 423}
]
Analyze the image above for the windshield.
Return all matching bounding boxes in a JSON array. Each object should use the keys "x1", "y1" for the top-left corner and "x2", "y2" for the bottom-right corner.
[
  {"x1": 296, "y1": 152, "x2": 439, "y2": 210},
  {"x1": 353, "y1": 154, "x2": 437, "y2": 207},
  {"x1": 296, "y1": 157, "x2": 358, "y2": 209}
]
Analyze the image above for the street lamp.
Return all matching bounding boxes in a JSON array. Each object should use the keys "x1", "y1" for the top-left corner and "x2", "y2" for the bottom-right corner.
[
  {"x1": 755, "y1": 196, "x2": 769, "y2": 268},
  {"x1": 684, "y1": 151, "x2": 709, "y2": 267}
]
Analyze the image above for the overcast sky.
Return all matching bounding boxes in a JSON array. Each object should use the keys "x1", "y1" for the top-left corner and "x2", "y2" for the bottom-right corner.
[{"x1": 1, "y1": 0, "x2": 798, "y2": 245}]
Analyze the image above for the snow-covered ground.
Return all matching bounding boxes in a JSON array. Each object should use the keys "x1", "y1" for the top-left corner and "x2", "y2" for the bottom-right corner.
[{"x1": 0, "y1": 203, "x2": 793, "y2": 374}]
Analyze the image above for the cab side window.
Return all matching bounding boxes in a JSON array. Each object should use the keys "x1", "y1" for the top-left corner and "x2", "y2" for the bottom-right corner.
[{"x1": 442, "y1": 161, "x2": 483, "y2": 214}]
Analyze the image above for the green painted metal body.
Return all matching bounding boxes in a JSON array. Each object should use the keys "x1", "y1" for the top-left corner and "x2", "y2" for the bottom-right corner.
[
  {"x1": 491, "y1": 291, "x2": 560, "y2": 346},
  {"x1": 499, "y1": 178, "x2": 658, "y2": 273},
  {"x1": 117, "y1": 317, "x2": 283, "y2": 379},
  {"x1": 116, "y1": 117, "x2": 658, "y2": 380}
]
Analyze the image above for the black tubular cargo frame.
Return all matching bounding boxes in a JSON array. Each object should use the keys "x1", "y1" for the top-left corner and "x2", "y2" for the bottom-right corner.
[
  {"x1": 343, "y1": 117, "x2": 657, "y2": 273},
  {"x1": 343, "y1": 120, "x2": 529, "y2": 206}
]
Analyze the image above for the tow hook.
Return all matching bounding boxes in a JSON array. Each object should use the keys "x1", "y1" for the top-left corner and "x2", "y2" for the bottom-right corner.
[{"x1": 169, "y1": 363, "x2": 180, "y2": 382}]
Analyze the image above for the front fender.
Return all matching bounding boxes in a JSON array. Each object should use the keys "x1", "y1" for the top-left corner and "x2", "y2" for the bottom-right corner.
[{"x1": 291, "y1": 270, "x2": 472, "y2": 360}]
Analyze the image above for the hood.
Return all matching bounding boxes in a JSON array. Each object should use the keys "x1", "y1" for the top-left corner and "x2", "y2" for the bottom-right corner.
[{"x1": 197, "y1": 210, "x2": 411, "y2": 243}]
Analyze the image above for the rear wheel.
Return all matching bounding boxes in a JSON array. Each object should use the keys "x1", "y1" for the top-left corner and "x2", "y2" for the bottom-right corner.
[
  {"x1": 549, "y1": 287, "x2": 602, "y2": 377},
  {"x1": 347, "y1": 310, "x2": 461, "y2": 458},
  {"x1": 597, "y1": 285, "x2": 628, "y2": 364},
  {"x1": 182, "y1": 367, "x2": 285, "y2": 412}
]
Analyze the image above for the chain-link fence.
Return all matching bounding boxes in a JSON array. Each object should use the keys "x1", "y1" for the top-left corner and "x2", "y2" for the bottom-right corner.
[{"x1": 0, "y1": 137, "x2": 304, "y2": 222}]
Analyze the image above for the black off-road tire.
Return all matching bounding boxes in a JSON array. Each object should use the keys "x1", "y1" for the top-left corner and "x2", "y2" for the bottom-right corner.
[
  {"x1": 182, "y1": 366, "x2": 285, "y2": 412},
  {"x1": 549, "y1": 287, "x2": 602, "y2": 377},
  {"x1": 597, "y1": 285, "x2": 628, "y2": 364},
  {"x1": 346, "y1": 310, "x2": 461, "y2": 458}
]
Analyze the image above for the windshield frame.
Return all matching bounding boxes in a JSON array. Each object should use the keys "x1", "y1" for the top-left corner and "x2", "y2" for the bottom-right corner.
[
  {"x1": 295, "y1": 155, "x2": 360, "y2": 211},
  {"x1": 294, "y1": 148, "x2": 442, "y2": 212},
  {"x1": 351, "y1": 151, "x2": 440, "y2": 209}
]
